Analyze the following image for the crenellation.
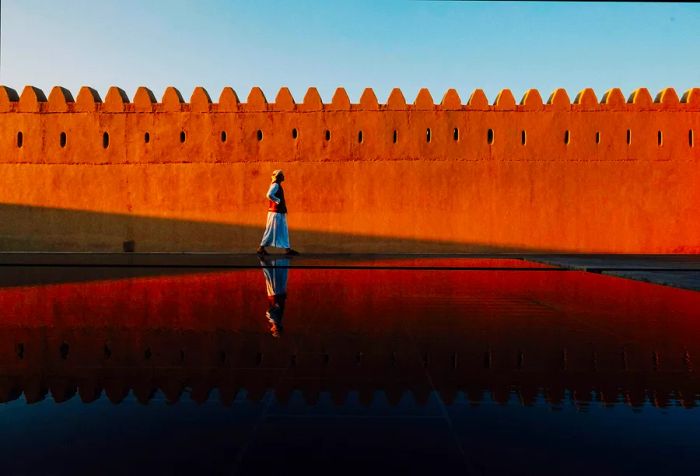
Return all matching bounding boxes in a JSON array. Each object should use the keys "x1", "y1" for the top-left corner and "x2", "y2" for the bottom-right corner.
[
  {"x1": 520, "y1": 89, "x2": 544, "y2": 110},
  {"x1": 1, "y1": 85, "x2": 698, "y2": 163},
  {"x1": 47, "y1": 86, "x2": 74, "y2": 113},
  {"x1": 329, "y1": 87, "x2": 351, "y2": 110},
  {"x1": 681, "y1": 88, "x2": 700, "y2": 107},
  {"x1": 103, "y1": 86, "x2": 129, "y2": 113},
  {"x1": 467, "y1": 88, "x2": 489, "y2": 110},
  {"x1": 0, "y1": 85, "x2": 19, "y2": 109},
  {"x1": 75, "y1": 86, "x2": 101, "y2": 112},
  {"x1": 3, "y1": 85, "x2": 700, "y2": 112},
  {"x1": 190, "y1": 86, "x2": 212, "y2": 113},
  {"x1": 547, "y1": 88, "x2": 571, "y2": 111},
  {"x1": 656, "y1": 87, "x2": 680, "y2": 107},
  {"x1": 358, "y1": 88, "x2": 379, "y2": 110},
  {"x1": 494, "y1": 89, "x2": 516, "y2": 110},
  {"x1": 133, "y1": 86, "x2": 157, "y2": 112},
  {"x1": 440, "y1": 89, "x2": 462, "y2": 110},
  {"x1": 273, "y1": 87, "x2": 296, "y2": 111},
  {"x1": 386, "y1": 88, "x2": 407, "y2": 110},
  {"x1": 628, "y1": 88, "x2": 653, "y2": 108},
  {"x1": 301, "y1": 87, "x2": 323, "y2": 112},
  {"x1": 414, "y1": 88, "x2": 435, "y2": 110},
  {"x1": 601, "y1": 88, "x2": 626, "y2": 109},
  {"x1": 245, "y1": 87, "x2": 268, "y2": 112},
  {"x1": 18, "y1": 85, "x2": 47, "y2": 112},
  {"x1": 161, "y1": 86, "x2": 185, "y2": 112},
  {"x1": 217, "y1": 86, "x2": 240, "y2": 112}
]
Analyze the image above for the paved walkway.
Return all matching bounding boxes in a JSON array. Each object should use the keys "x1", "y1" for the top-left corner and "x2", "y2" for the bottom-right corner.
[
  {"x1": 526, "y1": 254, "x2": 700, "y2": 291},
  {"x1": 0, "y1": 252, "x2": 698, "y2": 291}
]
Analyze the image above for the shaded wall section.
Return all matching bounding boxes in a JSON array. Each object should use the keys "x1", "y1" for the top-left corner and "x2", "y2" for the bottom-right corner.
[{"x1": 0, "y1": 84, "x2": 699, "y2": 252}]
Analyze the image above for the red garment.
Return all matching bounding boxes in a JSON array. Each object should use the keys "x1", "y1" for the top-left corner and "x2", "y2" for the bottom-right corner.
[{"x1": 268, "y1": 184, "x2": 288, "y2": 213}]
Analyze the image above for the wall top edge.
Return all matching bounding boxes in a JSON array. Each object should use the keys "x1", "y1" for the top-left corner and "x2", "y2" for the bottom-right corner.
[{"x1": 1, "y1": 85, "x2": 699, "y2": 113}]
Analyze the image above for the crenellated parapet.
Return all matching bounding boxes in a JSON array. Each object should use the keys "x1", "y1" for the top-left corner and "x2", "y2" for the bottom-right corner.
[
  {"x1": 1, "y1": 84, "x2": 698, "y2": 167},
  {"x1": 2, "y1": 84, "x2": 700, "y2": 113}
]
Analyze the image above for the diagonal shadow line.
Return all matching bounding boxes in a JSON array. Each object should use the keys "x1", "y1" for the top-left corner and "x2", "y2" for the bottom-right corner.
[{"x1": 0, "y1": 203, "x2": 564, "y2": 254}]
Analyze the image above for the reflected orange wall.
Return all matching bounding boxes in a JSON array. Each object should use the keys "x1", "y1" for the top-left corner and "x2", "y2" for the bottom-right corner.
[
  {"x1": 0, "y1": 267, "x2": 699, "y2": 405},
  {"x1": 1, "y1": 85, "x2": 699, "y2": 252}
]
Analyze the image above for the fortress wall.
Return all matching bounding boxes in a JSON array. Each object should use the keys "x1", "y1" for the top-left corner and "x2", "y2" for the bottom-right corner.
[{"x1": 0, "y1": 84, "x2": 698, "y2": 253}]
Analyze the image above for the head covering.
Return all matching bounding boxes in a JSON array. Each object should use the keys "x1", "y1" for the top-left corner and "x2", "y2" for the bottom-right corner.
[{"x1": 271, "y1": 169, "x2": 284, "y2": 182}]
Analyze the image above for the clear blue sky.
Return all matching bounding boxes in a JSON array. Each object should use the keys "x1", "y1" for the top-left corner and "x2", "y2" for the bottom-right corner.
[{"x1": 1, "y1": 0, "x2": 698, "y2": 103}]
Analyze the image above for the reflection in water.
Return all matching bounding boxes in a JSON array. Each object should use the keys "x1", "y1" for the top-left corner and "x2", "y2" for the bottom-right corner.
[
  {"x1": 261, "y1": 258, "x2": 289, "y2": 337},
  {"x1": 0, "y1": 264, "x2": 698, "y2": 407},
  {"x1": 0, "y1": 262, "x2": 700, "y2": 473}
]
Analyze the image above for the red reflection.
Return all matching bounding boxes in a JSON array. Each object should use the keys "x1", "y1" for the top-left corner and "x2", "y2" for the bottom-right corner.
[{"x1": 0, "y1": 261, "x2": 698, "y2": 407}]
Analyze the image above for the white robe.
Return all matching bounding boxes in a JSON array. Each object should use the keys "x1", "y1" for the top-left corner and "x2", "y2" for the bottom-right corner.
[
  {"x1": 260, "y1": 183, "x2": 290, "y2": 248},
  {"x1": 261, "y1": 258, "x2": 289, "y2": 296}
]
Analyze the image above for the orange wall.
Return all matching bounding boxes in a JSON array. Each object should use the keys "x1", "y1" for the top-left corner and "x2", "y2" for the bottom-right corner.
[{"x1": 0, "y1": 84, "x2": 698, "y2": 252}]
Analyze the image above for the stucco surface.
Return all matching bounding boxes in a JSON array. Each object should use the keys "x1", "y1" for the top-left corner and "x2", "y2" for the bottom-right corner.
[{"x1": 0, "y1": 85, "x2": 698, "y2": 253}]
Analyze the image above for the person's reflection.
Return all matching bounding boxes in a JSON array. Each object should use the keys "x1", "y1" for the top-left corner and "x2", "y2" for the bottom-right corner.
[{"x1": 260, "y1": 257, "x2": 289, "y2": 337}]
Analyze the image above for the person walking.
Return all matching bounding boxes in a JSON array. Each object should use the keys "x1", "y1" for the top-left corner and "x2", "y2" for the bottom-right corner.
[
  {"x1": 260, "y1": 256, "x2": 289, "y2": 337},
  {"x1": 257, "y1": 169, "x2": 300, "y2": 256}
]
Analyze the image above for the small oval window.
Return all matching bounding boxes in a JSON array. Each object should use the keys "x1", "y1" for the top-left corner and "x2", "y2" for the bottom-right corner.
[
  {"x1": 487, "y1": 129, "x2": 494, "y2": 145},
  {"x1": 564, "y1": 130, "x2": 570, "y2": 145},
  {"x1": 325, "y1": 130, "x2": 331, "y2": 141},
  {"x1": 626, "y1": 129, "x2": 632, "y2": 145},
  {"x1": 657, "y1": 130, "x2": 663, "y2": 146},
  {"x1": 221, "y1": 131, "x2": 227, "y2": 143},
  {"x1": 426, "y1": 128, "x2": 431, "y2": 143},
  {"x1": 60, "y1": 132, "x2": 67, "y2": 148},
  {"x1": 257, "y1": 130, "x2": 263, "y2": 141},
  {"x1": 17, "y1": 131, "x2": 23, "y2": 148},
  {"x1": 690, "y1": 129, "x2": 694, "y2": 148},
  {"x1": 453, "y1": 128, "x2": 459, "y2": 142},
  {"x1": 392, "y1": 130, "x2": 398, "y2": 144},
  {"x1": 144, "y1": 132, "x2": 150, "y2": 143},
  {"x1": 358, "y1": 130, "x2": 363, "y2": 143},
  {"x1": 180, "y1": 131, "x2": 186, "y2": 143},
  {"x1": 595, "y1": 131, "x2": 600, "y2": 144},
  {"x1": 521, "y1": 130, "x2": 526, "y2": 145},
  {"x1": 103, "y1": 132, "x2": 109, "y2": 149},
  {"x1": 292, "y1": 128, "x2": 298, "y2": 139}
]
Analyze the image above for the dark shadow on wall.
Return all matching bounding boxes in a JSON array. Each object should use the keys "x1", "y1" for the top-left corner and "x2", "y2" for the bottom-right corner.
[{"x1": 0, "y1": 203, "x2": 561, "y2": 253}]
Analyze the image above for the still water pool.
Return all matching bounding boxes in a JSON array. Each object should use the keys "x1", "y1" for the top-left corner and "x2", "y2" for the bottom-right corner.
[{"x1": 0, "y1": 259, "x2": 699, "y2": 475}]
